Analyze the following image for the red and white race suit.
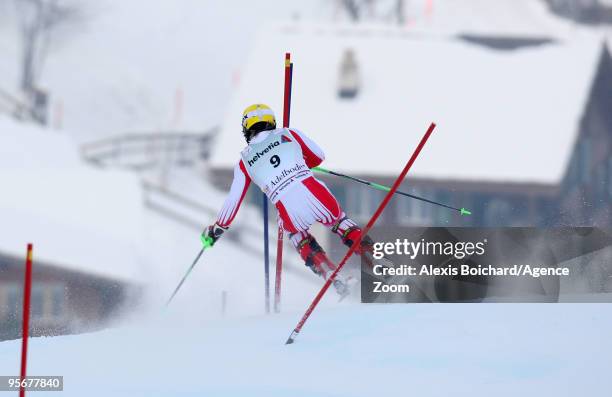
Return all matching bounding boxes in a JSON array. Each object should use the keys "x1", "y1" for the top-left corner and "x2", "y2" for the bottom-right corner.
[
  {"x1": 215, "y1": 128, "x2": 360, "y2": 250},
  {"x1": 214, "y1": 127, "x2": 372, "y2": 280}
]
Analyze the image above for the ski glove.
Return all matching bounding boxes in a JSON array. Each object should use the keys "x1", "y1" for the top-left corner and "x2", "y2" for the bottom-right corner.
[{"x1": 202, "y1": 223, "x2": 227, "y2": 247}]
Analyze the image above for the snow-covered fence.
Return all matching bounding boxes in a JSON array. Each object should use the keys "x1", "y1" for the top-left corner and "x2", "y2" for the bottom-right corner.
[
  {"x1": 142, "y1": 182, "x2": 261, "y2": 250},
  {"x1": 80, "y1": 129, "x2": 217, "y2": 170},
  {"x1": 143, "y1": 181, "x2": 214, "y2": 224}
]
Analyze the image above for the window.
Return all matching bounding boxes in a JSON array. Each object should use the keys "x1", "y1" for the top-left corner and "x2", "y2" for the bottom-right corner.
[
  {"x1": 51, "y1": 286, "x2": 65, "y2": 318},
  {"x1": 349, "y1": 185, "x2": 379, "y2": 222},
  {"x1": 435, "y1": 192, "x2": 452, "y2": 224},
  {"x1": 568, "y1": 152, "x2": 579, "y2": 187},
  {"x1": 330, "y1": 184, "x2": 346, "y2": 207},
  {"x1": 5, "y1": 284, "x2": 21, "y2": 321},
  {"x1": 485, "y1": 198, "x2": 512, "y2": 226},
  {"x1": 31, "y1": 286, "x2": 44, "y2": 319},
  {"x1": 594, "y1": 162, "x2": 606, "y2": 202},
  {"x1": 396, "y1": 187, "x2": 431, "y2": 225},
  {"x1": 579, "y1": 137, "x2": 591, "y2": 184},
  {"x1": 608, "y1": 157, "x2": 612, "y2": 198},
  {"x1": 5, "y1": 284, "x2": 67, "y2": 321},
  {"x1": 396, "y1": 192, "x2": 412, "y2": 221}
]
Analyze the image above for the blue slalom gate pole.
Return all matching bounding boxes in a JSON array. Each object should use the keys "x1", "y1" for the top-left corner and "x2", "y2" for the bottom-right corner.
[{"x1": 263, "y1": 193, "x2": 270, "y2": 313}]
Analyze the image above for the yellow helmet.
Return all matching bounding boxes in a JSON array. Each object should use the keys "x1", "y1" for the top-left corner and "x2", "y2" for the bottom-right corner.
[{"x1": 242, "y1": 104, "x2": 276, "y2": 141}]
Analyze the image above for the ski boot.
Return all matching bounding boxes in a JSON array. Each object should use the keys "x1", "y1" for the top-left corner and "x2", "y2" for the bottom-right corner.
[
  {"x1": 308, "y1": 251, "x2": 352, "y2": 299},
  {"x1": 342, "y1": 227, "x2": 394, "y2": 273},
  {"x1": 299, "y1": 237, "x2": 352, "y2": 299},
  {"x1": 341, "y1": 226, "x2": 374, "y2": 254}
]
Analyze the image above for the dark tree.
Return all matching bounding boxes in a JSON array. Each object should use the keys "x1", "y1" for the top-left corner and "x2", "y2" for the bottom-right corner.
[
  {"x1": 15, "y1": 0, "x2": 82, "y2": 92},
  {"x1": 11, "y1": 0, "x2": 84, "y2": 123},
  {"x1": 544, "y1": 0, "x2": 612, "y2": 25},
  {"x1": 336, "y1": 0, "x2": 406, "y2": 25}
]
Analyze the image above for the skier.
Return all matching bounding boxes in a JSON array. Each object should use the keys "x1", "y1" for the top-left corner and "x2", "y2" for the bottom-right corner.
[{"x1": 204, "y1": 104, "x2": 372, "y2": 297}]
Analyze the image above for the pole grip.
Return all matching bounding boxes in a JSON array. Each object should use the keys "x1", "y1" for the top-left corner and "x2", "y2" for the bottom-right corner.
[{"x1": 283, "y1": 53, "x2": 292, "y2": 128}]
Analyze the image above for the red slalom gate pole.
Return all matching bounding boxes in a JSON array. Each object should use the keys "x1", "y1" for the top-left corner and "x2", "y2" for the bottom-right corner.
[
  {"x1": 20, "y1": 243, "x2": 33, "y2": 397},
  {"x1": 285, "y1": 122, "x2": 437, "y2": 344},
  {"x1": 274, "y1": 52, "x2": 293, "y2": 313},
  {"x1": 282, "y1": 53, "x2": 292, "y2": 127}
]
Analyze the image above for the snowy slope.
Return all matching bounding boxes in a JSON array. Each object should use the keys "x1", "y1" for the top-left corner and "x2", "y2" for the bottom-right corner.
[
  {"x1": 0, "y1": 116, "x2": 144, "y2": 282},
  {"x1": 0, "y1": 114, "x2": 324, "y2": 313},
  {"x1": 0, "y1": 304, "x2": 610, "y2": 396}
]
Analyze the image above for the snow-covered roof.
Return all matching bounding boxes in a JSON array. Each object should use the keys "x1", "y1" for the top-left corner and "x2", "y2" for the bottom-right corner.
[
  {"x1": 0, "y1": 116, "x2": 144, "y2": 282},
  {"x1": 211, "y1": 22, "x2": 604, "y2": 184}
]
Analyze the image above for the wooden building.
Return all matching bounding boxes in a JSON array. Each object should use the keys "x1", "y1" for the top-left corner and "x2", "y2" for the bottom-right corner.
[
  {"x1": 210, "y1": 22, "x2": 611, "y2": 237},
  {"x1": 0, "y1": 251, "x2": 140, "y2": 341}
]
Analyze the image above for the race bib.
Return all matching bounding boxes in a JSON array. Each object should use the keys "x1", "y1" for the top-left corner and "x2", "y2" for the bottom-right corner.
[{"x1": 241, "y1": 130, "x2": 312, "y2": 202}]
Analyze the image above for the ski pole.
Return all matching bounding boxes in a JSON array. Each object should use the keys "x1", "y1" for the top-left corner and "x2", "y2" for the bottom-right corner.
[
  {"x1": 285, "y1": 122, "x2": 437, "y2": 345},
  {"x1": 263, "y1": 193, "x2": 270, "y2": 314},
  {"x1": 312, "y1": 166, "x2": 471, "y2": 216},
  {"x1": 166, "y1": 236, "x2": 214, "y2": 306}
]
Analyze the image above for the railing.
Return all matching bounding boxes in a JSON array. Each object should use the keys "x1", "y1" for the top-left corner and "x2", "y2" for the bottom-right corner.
[
  {"x1": 143, "y1": 181, "x2": 262, "y2": 247},
  {"x1": 142, "y1": 182, "x2": 312, "y2": 283},
  {"x1": 81, "y1": 129, "x2": 217, "y2": 170},
  {"x1": 0, "y1": 88, "x2": 29, "y2": 120}
]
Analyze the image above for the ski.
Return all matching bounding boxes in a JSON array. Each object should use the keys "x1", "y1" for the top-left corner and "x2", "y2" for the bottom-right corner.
[{"x1": 312, "y1": 249, "x2": 355, "y2": 301}]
